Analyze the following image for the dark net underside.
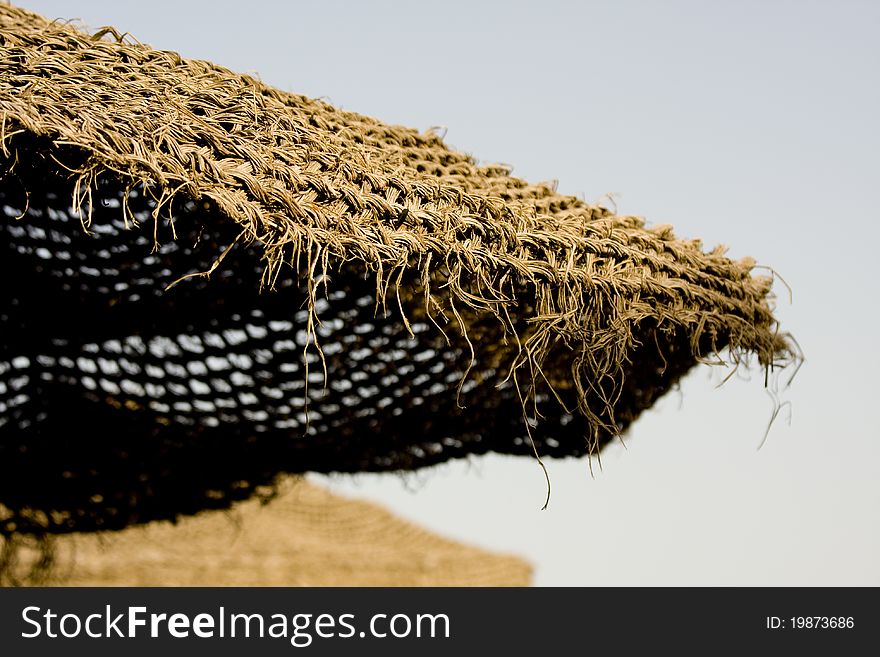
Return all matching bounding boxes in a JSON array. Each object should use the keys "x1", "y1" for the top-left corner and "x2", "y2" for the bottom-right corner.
[{"x1": 0, "y1": 145, "x2": 698, "y2": 536}]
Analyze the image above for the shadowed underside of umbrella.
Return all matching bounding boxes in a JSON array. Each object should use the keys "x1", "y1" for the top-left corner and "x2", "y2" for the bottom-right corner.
[{"x1": 0, "y1": 3, "x2": 796, "y2": 565}]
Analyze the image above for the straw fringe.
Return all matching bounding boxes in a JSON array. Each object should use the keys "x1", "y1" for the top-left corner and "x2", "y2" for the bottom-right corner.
[{"x1": 0, "y1": 5, "x2": 793, "y2": 424}]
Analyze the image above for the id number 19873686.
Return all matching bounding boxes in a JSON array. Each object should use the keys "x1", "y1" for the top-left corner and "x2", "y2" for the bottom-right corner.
[{"x1": 766, "y1": 617, "x2": 854, "y2": 630}]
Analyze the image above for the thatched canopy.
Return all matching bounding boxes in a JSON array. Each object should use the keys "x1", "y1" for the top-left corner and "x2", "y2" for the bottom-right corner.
[
  {"x1": 0, "y1": 3, "x2": 795, "y2": 548},
  {"x1": 10, "y1": 478, "x2": 531, "y2": 586}
]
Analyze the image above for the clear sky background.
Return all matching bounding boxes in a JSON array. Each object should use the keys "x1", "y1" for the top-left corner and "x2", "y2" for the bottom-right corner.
[{"x1": 22, "y1": 0, "x2": 879, "y2": 585}]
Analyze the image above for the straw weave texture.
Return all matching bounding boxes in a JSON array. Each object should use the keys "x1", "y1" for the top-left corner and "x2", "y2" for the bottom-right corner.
[
  {"x1": 10, "y1": 478, "x2": 532, "y2": 586},
  {"x1": 0, "y1": 3, "x2": 796, "y2": 557}
]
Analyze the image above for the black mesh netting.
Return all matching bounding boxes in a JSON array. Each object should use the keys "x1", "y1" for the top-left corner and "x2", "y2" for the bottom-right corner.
[{"x1": 0, "y1": 144, "x2": 697, "y2": 536}]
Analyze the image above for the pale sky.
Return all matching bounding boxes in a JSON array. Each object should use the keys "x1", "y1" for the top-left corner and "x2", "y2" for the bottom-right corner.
[{"x1": 21, "y1": 0, "x2": 880, "y2": 585}]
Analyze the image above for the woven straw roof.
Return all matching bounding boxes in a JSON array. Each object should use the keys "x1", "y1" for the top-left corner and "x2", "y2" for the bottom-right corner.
[
  {"x1": 8, "y1": 478, "x2": 531, "y2": 586},
  {"x1": 0, "y1": 2, "x2": 796, "y2": 566}
]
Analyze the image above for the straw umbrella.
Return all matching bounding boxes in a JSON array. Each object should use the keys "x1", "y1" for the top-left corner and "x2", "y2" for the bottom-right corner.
[{"x1": 0, "y1": 4, "x2": 796, "y2": 583}]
